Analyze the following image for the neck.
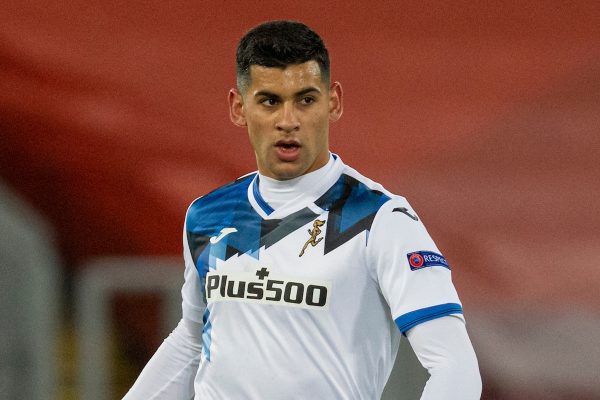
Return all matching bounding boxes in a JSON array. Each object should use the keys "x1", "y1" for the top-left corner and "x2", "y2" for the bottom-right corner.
[{"x1": 258, "y1": 155, "x2": 335, "y2": 210}]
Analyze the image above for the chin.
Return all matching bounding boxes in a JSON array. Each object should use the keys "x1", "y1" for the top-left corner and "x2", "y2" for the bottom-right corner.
[
  {"x1": 270, "y1": 164, "x2": 305, "y2": 181},
  {"x1": 272, "y1": 171, "x2": 302, "y2": 181}
]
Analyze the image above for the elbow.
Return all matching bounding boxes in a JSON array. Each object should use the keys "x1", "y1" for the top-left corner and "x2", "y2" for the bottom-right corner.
[
  {"x1": 465, "y1": 348, "x2": 482, "y2": 398},
  {"x1": 450, "y1": 354, "x2": 482, "y2": 399},
  {"x1": 428, "y1": 353, "x2": 482, "y2": 399},
  {"x1": 465, "y1": 363, "x2": 482, "y2": 399},
  {"x1": 447, "y1": 333, "x2": 482, "y2": 398}
]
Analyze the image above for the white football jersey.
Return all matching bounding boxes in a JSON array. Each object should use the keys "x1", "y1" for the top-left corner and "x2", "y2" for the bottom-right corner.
[{"x1": 181, "y1": 156, "x2": 464, "y2": 399}]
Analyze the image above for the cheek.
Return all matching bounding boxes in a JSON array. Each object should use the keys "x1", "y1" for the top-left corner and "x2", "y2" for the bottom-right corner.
[
  {"x1": 247, "y1": 126, "x2": 271, "y2": 155},
  {"x1": 247, "y1": 131, "x2": 263, "y2": 151},
  {"x1": 309, "y1": 114, "x2": 330, "y2": 143},
  {"x1": 246, "y1": 114, "x2": 271, "y2": 137},
  {"x1": 246, "y1": 118, "x2": 264, "y2": 144}
]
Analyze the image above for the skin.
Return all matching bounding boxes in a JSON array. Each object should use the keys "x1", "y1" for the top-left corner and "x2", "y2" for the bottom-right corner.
[{"x1": 229, "y1": 60, "x2": 343, "y2": 180}]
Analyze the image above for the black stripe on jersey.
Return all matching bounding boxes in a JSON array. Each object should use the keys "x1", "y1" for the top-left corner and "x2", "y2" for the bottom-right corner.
[
  {"x1": 187, "y1": 232, "x2": 211, "y2": 267},
  {"x1": 315, "y1": 174, "x2": 390, "y2": 254},
  {"x1": 260, "y1": 207, "x2": 319, "y2": 249}
]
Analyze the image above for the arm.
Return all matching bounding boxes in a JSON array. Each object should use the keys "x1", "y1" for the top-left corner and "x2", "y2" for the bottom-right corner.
[
  {"x1": 122, "y1": 318, "x2": 202, "y2": 400},
  {"x1": 407, "y1": 316, "x2": 482, "y2": 400},
  {"x1": 366, "y1": 198, "x2": 479, "y2": 397}
]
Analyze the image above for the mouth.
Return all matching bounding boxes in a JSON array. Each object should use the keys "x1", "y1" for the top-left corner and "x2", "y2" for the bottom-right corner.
[
  {"x1": 275, "y1": 139, "x2": 301, "y2": 149},
  {"x1": 274, "y1": 139, "x2": 301, "y2": 161}
]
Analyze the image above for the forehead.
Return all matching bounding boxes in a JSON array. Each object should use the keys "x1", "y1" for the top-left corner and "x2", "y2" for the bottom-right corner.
[{"x1": 247, "y1": 61, "x2": 326, "y2": 95}]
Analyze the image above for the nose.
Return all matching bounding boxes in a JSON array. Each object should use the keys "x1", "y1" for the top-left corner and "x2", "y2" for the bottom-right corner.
[{"x1": 276, "y1": 103, "x2": 300, "y2": 133}]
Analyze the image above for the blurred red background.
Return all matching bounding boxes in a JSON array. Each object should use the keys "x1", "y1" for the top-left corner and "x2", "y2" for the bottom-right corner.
[{"x1": 2, "y1": 1, "x2": 599, "y2": 399}]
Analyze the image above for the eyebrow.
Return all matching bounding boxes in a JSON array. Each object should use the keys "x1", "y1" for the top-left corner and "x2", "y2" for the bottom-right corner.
[{"x1": 253, "y1": 86, "x2": 322, "y2": 98}]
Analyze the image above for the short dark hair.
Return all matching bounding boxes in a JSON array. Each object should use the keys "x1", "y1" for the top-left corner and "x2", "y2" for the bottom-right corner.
[{"x1": 236, "y1": 20, "x2": 330, "y2": 93}]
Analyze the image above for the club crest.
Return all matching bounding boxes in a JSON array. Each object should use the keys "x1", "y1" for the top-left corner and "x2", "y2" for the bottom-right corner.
[{"x1": 299, "y1": 219, "x2": 326, "y2": 257}]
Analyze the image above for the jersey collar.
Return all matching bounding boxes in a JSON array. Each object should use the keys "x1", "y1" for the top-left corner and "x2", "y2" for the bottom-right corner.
[{"x1": 248, "y1": 153, "x2": 344, "y2": 219}]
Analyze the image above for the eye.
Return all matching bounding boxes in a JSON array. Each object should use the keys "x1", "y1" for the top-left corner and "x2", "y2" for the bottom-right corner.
[
  {"x1": 299, "y1": 96, "x2": 315, "y2": 105},
  {"x1": 260, "y1": 97, "x2": 279, "y2": 107}
]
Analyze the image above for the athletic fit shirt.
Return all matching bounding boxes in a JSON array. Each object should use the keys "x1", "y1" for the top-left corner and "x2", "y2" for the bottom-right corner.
[{"x1": 181, "y1": 155, "x2": 464, "y2": 399}]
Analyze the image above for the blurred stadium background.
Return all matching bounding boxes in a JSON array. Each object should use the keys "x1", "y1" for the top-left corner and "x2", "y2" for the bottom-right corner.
[{"x1": 1, "y1": 1, "x2": 599, "y2": 399}]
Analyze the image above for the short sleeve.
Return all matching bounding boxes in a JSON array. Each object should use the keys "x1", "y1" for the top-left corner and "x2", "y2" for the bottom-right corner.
[
  {"x1": 181, "y1": 210, "x2": 206, "y2": 324},
  {"x1": 366, "y1": 197, "x2": 464, "y2": 335}
]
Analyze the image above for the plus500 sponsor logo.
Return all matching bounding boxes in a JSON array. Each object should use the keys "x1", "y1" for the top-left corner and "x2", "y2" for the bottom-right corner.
[{"x1": 205, "y1": 272, "x2": 330, "y2": 310}]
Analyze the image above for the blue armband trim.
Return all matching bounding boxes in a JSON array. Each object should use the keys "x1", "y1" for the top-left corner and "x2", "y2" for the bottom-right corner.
[{"x1": 395, "y1": 303, "x2": 463, "y2": 335}]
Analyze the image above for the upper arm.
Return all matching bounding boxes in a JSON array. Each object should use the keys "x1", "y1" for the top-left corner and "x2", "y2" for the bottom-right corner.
[
  {"x1": 366, "y1": 198, "x2": 464, "y2": 335},
  {"x1": 181, "y1": 208, "x2": 207, "y2": 324}
]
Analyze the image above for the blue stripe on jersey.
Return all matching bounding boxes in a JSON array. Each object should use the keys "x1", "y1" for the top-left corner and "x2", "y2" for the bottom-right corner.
[
  {"x1": 186, "y1": 174, "x2": 263, "y2": 280},
  {"x1": 252, "y1": 176, "x2": 275, "y2": 215},
  {"x1": 394, "y1": 303, "x2": 463, "y2": 335},
  {"x1": 202, "y1": 308, "x2": 213, "y2": 361},
  {"x1": 186, "y1": 175, "x2": 318, "y2": 278},
  {"x1": 315, "y1": 174, "x2": 390, "y2": 254}
]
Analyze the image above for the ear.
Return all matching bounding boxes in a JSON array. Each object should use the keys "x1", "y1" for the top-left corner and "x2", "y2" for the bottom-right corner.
[
  {"x1": 228, "y1": 88, "x2": 247, "y2": 127},
  {"x1": 328, "y1": 81, "x2": 343, "y2": 122}
]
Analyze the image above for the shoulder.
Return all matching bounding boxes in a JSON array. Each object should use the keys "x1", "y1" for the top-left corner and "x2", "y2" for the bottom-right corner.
[
  {"x1": 341, "y1": 163, "x2": 397, "y2": 198},
  {"x1": 368, "y1": 194, "x2": 434, "y2": 255},
  {"x1": 186, "y1": 172, "x2": 256, "y2": 228},
  {"x1": 315, "y1": 163, "x2": 400, "y2": 240},
  {"x1": 316, "y1": 173, "x2": 388, "y2": 214},
  {"x1": 335, "y1": 163, "x2": 424, "y2": 235},
  {"x1": 342, "y1": 163, "x2": 419, "y2": 215},
  {"x1": 317, "y1": 162, "x2": 404, "y2": 213}
]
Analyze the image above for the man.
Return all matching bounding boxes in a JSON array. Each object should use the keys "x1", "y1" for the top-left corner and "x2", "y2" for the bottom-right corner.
[{"x1": 124, "y1": 20, "x2": 481, "y2": 399}]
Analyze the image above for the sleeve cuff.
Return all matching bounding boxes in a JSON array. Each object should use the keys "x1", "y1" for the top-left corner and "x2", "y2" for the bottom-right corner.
[{"x1": 395, "y1": 303, "x2": 463, "y2": 335}]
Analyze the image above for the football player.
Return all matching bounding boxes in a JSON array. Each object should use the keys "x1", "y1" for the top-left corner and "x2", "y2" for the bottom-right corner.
[{"x1": 124, "y1": 20, "x2": 481, "y2": 399}]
